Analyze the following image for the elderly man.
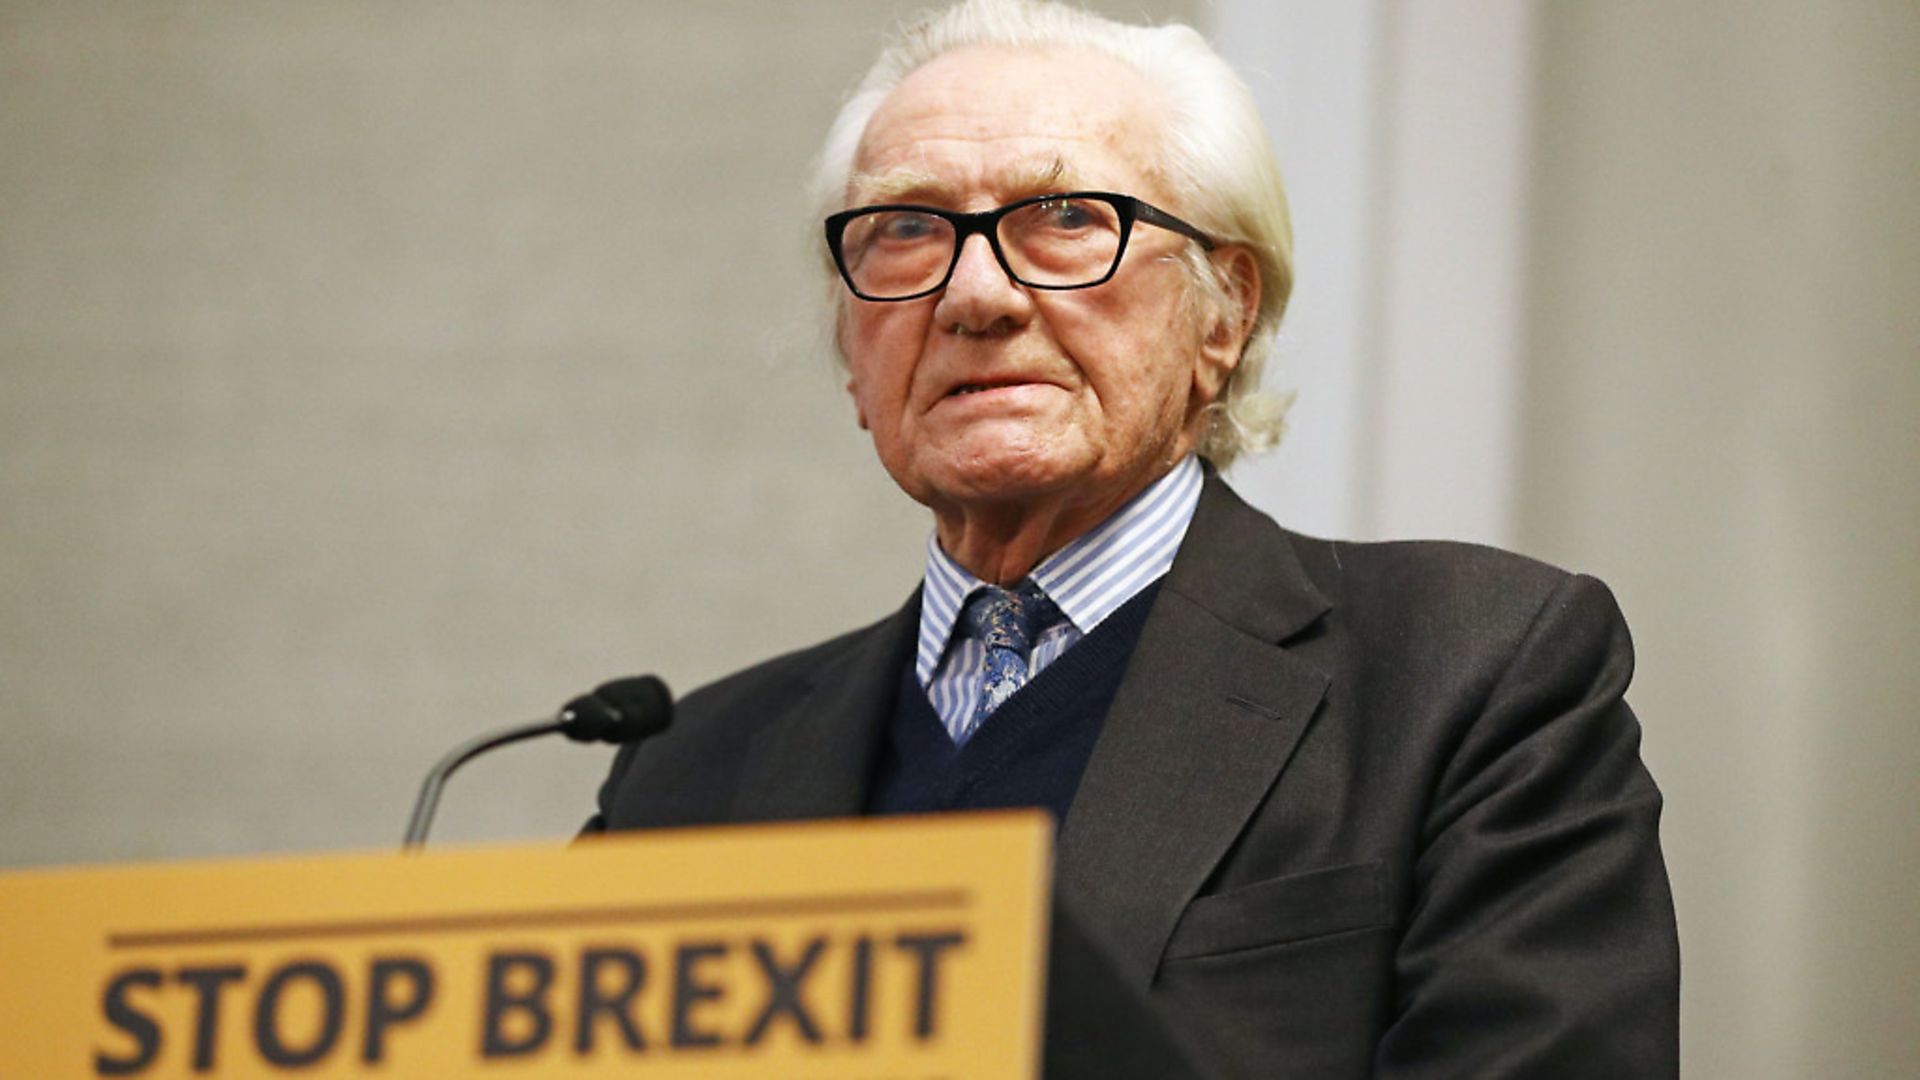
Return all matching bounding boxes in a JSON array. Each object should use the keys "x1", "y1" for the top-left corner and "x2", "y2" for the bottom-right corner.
[{"x1": 590, "y1": 0, "x2": 1678, "y2": 1074}]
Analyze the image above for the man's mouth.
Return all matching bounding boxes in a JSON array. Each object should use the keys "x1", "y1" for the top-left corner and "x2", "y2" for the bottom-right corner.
[{"x1": 946, "y1": 379, "x2": 1038, "y2": 398}]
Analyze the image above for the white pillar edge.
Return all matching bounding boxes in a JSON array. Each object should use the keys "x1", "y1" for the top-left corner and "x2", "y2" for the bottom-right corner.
[
  {"x1": 1206, "y1": 1, "x2": 1533, "y2": 548},
  {"x1": 1361, "y1": 1, "x2": 1535, "y2": 547},
  {"x1": 1207, "y1": 0, "x2": 1385, "y2": 541}
]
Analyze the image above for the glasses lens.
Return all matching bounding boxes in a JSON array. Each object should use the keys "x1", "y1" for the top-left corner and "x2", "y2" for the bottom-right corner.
[
  {"x1": 838, "y1": 210, "x2": 957, "y2": 299},
  {"x1": 999, "y1": 196, "x2": 1123, "y2": 287}
]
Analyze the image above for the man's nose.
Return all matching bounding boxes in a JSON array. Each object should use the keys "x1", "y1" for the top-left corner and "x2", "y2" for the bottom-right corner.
[{"x1": 933, "y1": 233, "x2": 1034, "y2": 337}]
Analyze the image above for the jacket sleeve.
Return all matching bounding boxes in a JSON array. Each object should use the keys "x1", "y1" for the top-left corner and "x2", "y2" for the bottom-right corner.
[{"x1": 1374, "y1": 573, "x2": 1680, "y2": 1078}]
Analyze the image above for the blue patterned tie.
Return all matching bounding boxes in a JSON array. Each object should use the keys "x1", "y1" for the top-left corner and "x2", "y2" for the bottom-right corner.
[{"x1": 956, "y1": 581, "x2": 1061, "y2": 744}]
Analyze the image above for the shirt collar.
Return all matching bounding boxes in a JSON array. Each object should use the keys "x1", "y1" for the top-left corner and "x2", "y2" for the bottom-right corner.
[{"x1": 915, "y1": 455, "x2": 1205, "y2": 685}]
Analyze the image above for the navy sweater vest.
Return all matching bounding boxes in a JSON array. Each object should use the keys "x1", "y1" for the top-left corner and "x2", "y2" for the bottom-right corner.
[{"x1": 866, "y1": 581, "x2": 1162, "y2": 824}]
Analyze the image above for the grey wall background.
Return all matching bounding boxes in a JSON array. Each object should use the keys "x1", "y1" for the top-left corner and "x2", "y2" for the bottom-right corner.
[
  {"x1": 2, "y1": 2, "x2": 1913, "y2": 1075},
  {"x1": 1520, "y1": 5, "x2": 1918, "y2": 1075},
  {"x1": 2, "y1": 0, "x2": 1196, "y2": 859}
]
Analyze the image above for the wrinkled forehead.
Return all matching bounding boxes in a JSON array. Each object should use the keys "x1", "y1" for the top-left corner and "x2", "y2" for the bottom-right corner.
[
  {"x1": 847, "y1": 46, "x2": 1171, "y2": 209},
  {"x1": 850, "y1": 154, "x2": 1088, "y2": 207}
]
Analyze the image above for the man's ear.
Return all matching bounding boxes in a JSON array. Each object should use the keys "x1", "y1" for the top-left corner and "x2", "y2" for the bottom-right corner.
[
  {"x1": 847, "y1": 376, "x2": 871, "y2": 430},
  {"x1": 1193, "y1": 246, "x2": 1261, "y2": 404},
  {"x1": 833, "y1": 305, "x2": 871, "y2": 430}
]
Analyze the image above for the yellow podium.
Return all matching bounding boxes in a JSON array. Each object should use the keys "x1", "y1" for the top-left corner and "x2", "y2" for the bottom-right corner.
[{"x1": 0, "y1": 812, "x2": 1051, "y2": 1078}]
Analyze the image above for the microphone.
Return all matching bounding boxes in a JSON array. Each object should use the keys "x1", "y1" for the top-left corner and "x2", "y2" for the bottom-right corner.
[{"x1": 402, "y1": 675, "x2": 672, "y2": 850}]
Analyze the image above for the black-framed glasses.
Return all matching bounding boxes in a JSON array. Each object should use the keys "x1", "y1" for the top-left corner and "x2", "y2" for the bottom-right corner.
[{"x1": 824, "y1": 191, "x2": 1217, "y2": 302}]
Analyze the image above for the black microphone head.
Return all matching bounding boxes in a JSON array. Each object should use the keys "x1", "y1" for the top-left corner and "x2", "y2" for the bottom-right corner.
[{"x1": 558, "y1": 674, "x2": 672, "y2": 744}]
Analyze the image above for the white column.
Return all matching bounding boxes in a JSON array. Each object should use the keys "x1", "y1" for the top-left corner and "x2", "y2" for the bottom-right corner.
[
  {"x1": 1209, "y1": 0, "x2": 1385, "y2": 540},
  {"x1": 1207, "y1": 1, "x2": 1534, "y2": 547},
  {"x1": 1364, "y1": 2, "x2": 1534, "y2": 545}
]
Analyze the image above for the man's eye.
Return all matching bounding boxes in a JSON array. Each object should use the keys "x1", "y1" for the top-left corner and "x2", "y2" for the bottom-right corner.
[
  {"x1": 878, "y1": 213, "x2": 939, "y2": 241},
  {"x1": 1038, "y1": 199, "x2": 1095, "y2": 230}
]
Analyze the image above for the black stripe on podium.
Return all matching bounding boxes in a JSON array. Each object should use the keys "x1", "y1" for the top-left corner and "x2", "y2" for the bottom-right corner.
[{"x1": 106, "y1": 888, "x2": 972, "y2": 949}]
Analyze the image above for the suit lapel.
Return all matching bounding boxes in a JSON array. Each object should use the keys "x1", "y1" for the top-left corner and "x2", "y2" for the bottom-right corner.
[
  {"x1": 1058, "y1": 475, "x2": 1331, "y2": 984},
  {"x1": 728, "y1": 597, "x2": 919, "y2": 822}
]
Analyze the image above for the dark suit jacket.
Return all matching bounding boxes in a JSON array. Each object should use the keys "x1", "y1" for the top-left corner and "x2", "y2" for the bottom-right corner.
[{"x1": 592, "y1": 474, "x2": 1680, "y2": 1077}]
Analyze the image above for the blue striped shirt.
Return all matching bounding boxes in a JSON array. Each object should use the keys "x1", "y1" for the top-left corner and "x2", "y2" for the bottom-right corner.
[{"x1": 916, "y1": 455, "x2": 1204, "y2": 741}]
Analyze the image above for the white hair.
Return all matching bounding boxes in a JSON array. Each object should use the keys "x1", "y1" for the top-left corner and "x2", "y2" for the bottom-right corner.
[{"x1": 813, "y1": 0, "x2": 1295, "y2": 468}]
